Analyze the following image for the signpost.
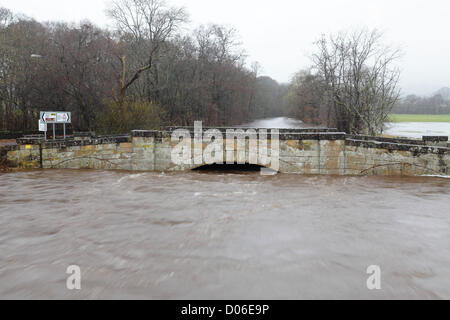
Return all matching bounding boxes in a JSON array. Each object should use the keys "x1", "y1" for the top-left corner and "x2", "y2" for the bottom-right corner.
[{"x1": 40, "y1": 111, "x2": 71, "y2": 140}]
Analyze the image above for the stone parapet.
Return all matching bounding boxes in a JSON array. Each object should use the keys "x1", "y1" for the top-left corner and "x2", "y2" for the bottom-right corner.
[
  {"x1": 164, "y1": 127, "x2": 339, "y2": 133},
  {"x1": 132, "y1": 130, "x2": 347, "y2": 141},
  {"x1": 16, "y1": 135, "x2": 131, "y2": 147},
  {"x1": 345, "y1": 138, "x2": 450, "y2": 155}
]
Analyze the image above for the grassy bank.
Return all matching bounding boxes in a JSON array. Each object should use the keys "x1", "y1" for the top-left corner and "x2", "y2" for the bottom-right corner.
[{"x1": 389, "y1": 114, "x2": 450, "y2": 123}]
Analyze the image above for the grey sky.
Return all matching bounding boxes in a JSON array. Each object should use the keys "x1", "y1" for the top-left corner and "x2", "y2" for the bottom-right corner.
[{"x1": 1, "y1": 0, "x2": 449, "y2": 96}]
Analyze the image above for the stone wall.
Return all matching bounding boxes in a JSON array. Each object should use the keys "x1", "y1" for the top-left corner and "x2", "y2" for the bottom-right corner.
[
  {"x1": 344, "y1": 138, "x2": 449, "y2": 176},
  {"x1": 5, "y1": 144, "x2": 41, "y2": 169},
  {"x1": 3, "y1": 130, "x2": 449, "y2": 176}
]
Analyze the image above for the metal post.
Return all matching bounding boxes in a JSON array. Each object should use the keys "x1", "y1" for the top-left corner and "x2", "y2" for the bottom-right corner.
[
  {"x1": 63, "y1": 123, "x2": 66, "y2": 140},
  {"x1": 53, "y1": 123, "x2": 55, "y2": 141}
]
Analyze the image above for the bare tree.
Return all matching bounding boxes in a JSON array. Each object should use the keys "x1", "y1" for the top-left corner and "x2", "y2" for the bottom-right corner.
[
  {"x1": 0, "y1": 7, "x2": 13, "y2": 27},
  {"x1": 285, "y1": 70, "x2": 326, "y2": 125},
  {"x1": 312, "y1": 29, "x2": 401, "y2": 135},
  {"x1": 107, "y1": 0, "x2": 188, "y2": 101},
  {"x1": 0, "y1": 5, "x2": 277, "y2": 133},
  {"x1": 48, "y1": 22, "x2": 119, "y2": 130}
]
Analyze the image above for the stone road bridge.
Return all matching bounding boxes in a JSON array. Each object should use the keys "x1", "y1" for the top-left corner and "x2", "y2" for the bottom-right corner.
[{"x1": 2, "y1": 127, "x2": 449, "y2": 176}]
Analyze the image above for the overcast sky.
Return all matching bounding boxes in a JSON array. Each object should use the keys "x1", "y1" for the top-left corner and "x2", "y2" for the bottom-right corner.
[{"x1": 1, "y1": 0, "x2": 449, "y2": 96}]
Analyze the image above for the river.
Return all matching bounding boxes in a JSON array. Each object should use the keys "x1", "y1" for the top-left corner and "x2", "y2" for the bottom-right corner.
[
  {"x1": 385, "y1": 122, "x2": 450, "y2": 139},
  {"x1": 245, "y1": 117, "x2": 450, "y2": 139},
  {"x1": 0, "y1": 117, "x2": 449, "y2": 299}
]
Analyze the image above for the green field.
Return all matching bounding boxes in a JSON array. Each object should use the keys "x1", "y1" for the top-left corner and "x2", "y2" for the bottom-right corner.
[{"x1": 389, "y1": 114, "x2": 450, "y2": 123}]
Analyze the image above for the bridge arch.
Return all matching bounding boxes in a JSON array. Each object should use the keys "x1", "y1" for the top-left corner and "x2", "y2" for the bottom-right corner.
[{"x1": 192, "y1": 162, "x2": 268, "y2": 172}]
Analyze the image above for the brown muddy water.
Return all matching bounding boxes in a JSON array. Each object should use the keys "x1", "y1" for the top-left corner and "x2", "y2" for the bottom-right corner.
[{"x1": 0, "y1": 169, "x2": 449, "y2": 299}]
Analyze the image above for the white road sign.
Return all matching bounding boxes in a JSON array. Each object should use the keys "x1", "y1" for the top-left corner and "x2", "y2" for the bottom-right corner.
[
  {"x1": 42, "y1": 112, "x2": 57, "y2": 123},
  {"x1": 41, "y1": 111, "x2": 71, "y2": 124},
  {"x1": 57, "y1": 112, "x2": 69, "y2": 123},
  {"x1": 39, "y1": 120, "x2": 47, "y2": 132}
]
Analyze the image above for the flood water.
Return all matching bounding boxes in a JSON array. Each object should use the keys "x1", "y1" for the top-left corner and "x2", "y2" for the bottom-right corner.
[
  {"x1": 245, "y1": 117, "x2": 450, "y2": 140},
  {"x1": 1, "y1": 170, "x2": 449, "y2": 300},
  {"x1": 241, "y1": 117, "x2": 306, "y2": 129},
  {"x1": 0, "y1": 117, "x2": 450, "y2": 300},
  {"x1": 385, "y1": 122, "x2": 450, "y2": 139}
]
